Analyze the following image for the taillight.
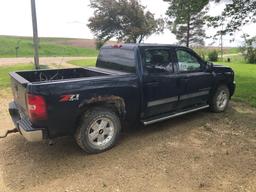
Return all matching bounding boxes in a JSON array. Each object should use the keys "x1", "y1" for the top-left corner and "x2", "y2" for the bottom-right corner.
[
  {"x1": 112, "y1": 44, "x2": 122, "y2": 48},
  {"x1": 26, "y1": 94, "x2": 47, "y2": 121}
]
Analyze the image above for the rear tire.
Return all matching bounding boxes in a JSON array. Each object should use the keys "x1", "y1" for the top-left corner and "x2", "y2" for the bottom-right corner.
[
  {"x1": 210, "y1": 85, "x2": 230, "y2": 113},
  {"x1": 75, "y1": 107, "x2": 121, "y2": 154}
]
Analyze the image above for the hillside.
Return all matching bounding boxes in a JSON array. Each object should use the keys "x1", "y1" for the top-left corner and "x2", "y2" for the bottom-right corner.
[
  {"x1": 0, "y1": 35, "x2": 240, "y2": 58},
  {"x1": 0, "y1": 36, "x2": 99, "y2": 58}
]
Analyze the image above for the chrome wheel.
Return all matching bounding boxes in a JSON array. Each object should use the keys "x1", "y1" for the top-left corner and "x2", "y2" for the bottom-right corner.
[
  {"x1": 87, "y1": 117, "x2": 115, "y2": 148},
  {"x1": 216, "y1": 90, "x2": 228, "y2": 110}
]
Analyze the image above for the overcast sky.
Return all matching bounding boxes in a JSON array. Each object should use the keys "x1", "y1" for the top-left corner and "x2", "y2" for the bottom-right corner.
[{"x1": 0, "y1": 0, "x2": 255, "y2": 47}]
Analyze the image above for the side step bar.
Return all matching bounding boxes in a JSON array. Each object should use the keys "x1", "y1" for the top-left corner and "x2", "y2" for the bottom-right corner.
[{"x1": 142, "y1": 105, "x2": 209, "y2": 126}]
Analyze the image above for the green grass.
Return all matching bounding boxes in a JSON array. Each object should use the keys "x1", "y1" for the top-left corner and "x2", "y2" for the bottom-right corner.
[
  {"x1": 68, "y1": 58, "x2": 97, "y2": 67},
  {"x1": 216, "y1": 59, "x2": 256, "y2": 107},
  {"x1": 222, "y1": 53, "x2": 245, "y2": 63},
  {"x1": 0, "y1": 64, "x2": 33, "y2": 88},
  {"x1": 0, "y1": 36, "x2": 98, "y2": 58}
]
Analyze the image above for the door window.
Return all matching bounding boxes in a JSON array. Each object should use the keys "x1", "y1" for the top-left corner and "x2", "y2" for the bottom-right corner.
[
  {"x1": 144, "y1": 49, "x2": 173, "y2": 73},
  {"x1": 176, "y1": 50, "x2": 202, "y2": 72}
]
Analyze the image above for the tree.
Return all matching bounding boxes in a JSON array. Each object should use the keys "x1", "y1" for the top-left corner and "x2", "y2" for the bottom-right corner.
[
  {"x1": 165, "y1": 0, "x2": 209, "y2": 47},
  {"x1": 206, "y1": 1, "x2": 255, "y2": 59},
  {"x1": 88, "y1": 0, "x2": 164, "y2": 44},
  {"x1": 208, "y1": 50, "x2": 219, "y2": 61},
  {"x1": 211, "y1": 0, "x2": 256, "y2": 33},
  {"x1": 240, "y1": 34, "x2": 256, "y2": 64}
]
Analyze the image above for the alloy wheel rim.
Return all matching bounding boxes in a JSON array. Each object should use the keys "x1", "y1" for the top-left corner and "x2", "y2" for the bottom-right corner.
[
  {"x1": 217, "y1": 91, "x2": 228, "y2": 109},
  {"x1": 87, "y1": 117, "x2": 115, "y2": 147}
]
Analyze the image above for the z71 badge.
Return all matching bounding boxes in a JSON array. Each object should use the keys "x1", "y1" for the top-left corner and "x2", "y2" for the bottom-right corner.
[{"x1": 59, "y1": 94, "x2": 80, "y2": 102}]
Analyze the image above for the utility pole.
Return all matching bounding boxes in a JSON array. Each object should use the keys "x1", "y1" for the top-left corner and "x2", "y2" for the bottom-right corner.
[
  {"x1": 220, "y1": 31, "x2": 223, "y2": 62},
  {"x1": 31, "y1": 0, "x2": 40, "y2": 69},
  {"x1": 220, "y1": 18, "x2": 225, "y2": 62}
]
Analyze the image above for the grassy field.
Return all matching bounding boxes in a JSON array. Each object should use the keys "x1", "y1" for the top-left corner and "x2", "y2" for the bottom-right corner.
[
  {"x1": 0, "y1": 64, "x2": 33, "y2": 88},
  {"x1": 216, "y1": 58, "x2": 256, "y2": 107},
  {"x1": 68, "y1": 58, "x2": 97, "y2": 67},
  {"x1": 0, "y1": 36, "x2": 98, "y2": 58}
]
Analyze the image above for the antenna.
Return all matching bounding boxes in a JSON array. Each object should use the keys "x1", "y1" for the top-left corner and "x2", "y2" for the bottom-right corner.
[{"x1": 31, "y1": 0, "x2": 40, "y2": 70}]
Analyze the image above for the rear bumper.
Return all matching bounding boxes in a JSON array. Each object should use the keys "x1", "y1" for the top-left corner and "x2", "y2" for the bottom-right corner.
[{"x1": 9, "y1": 102, "x2": 44, "y2": 142}]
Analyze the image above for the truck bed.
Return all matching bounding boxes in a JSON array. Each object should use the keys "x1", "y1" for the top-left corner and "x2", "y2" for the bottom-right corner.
[
  {"x1": 9, "y1": 67, "x2": 116, "y2": 117},
  {"x1": 13, "y1": 68, "x2": 108, "y2": 83}
]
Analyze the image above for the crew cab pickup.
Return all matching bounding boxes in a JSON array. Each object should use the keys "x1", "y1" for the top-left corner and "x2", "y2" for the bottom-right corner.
[{"x1": 8, "y1": 44, "x2": 235, "y2": 153}]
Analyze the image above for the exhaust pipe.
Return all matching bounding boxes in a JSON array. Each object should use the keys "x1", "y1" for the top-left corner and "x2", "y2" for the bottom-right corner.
[{"x1": 0, "y1": 128, "x2": 19, "y2": 139}]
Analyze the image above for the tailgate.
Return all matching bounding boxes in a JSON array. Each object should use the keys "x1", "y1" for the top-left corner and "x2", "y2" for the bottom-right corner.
[{"x1": 9, "y1": 72, "x2": 29, "y2": 115}]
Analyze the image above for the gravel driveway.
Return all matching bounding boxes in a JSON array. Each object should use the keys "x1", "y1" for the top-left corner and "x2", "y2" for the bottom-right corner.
[{"x1": 0, "y1": 90, "x2": 255, "y2": 192}]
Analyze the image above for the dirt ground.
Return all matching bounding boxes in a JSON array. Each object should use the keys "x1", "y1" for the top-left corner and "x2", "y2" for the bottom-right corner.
[{"x1": 0, "y1": 89, "x2": 255, "y2": 192}]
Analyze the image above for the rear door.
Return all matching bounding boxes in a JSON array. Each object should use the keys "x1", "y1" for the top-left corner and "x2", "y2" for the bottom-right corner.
[
  {"x1": 141, "y1": 47, "x2": 180, "y2": 118},
  {"x1": 174, "y1": 48, "x2": 214, "y2": 109}
]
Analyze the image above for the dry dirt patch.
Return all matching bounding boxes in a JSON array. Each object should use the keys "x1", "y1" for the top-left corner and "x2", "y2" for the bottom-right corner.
[{"x1": 0, "y1": 90, "x2": 255, "y2": 192}]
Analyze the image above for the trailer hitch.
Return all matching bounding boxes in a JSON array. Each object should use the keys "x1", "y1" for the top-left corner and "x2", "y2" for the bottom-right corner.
[{"x1": 0, "y1": 128, "x2": 19, "y2": 139}]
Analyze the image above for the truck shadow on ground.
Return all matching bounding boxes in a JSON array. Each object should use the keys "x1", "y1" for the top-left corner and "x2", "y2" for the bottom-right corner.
[{"x1": 1, "y1": 102, "x2": 256, "y2": 191}]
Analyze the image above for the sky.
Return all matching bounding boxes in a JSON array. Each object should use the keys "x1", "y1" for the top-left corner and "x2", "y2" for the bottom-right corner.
[{"x1": 0, "y1": 0, "x2": 255, "y2": 47}]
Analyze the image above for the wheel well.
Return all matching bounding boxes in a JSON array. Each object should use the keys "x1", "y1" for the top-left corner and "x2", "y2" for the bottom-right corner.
[
  {"x1": 78, "y1": 95, "x2": 126, "y2": 121},
  {"x1": 74, "y1": 97, "x2": 125, "y2": 133},
  {"x1": 210, "y1": 82, "x2": 231, "y2": 98}
]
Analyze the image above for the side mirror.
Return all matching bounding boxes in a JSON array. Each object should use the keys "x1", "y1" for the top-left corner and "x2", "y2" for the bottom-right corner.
[{"x1": 205, "y1": 61, "x2": 214, "y2": 72}]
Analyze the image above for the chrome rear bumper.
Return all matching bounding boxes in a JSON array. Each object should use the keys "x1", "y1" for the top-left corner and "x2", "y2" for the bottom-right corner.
[
  {"x1": 19, "y1": 122, "x2": 43, "y2": 142},
  {"x1": 9, "y1": 102, "x2": 44, "y2": 142}
]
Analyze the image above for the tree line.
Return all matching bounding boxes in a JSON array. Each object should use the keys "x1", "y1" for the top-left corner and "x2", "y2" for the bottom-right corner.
[{"x1": 88, "y1": 0, "x2": 256, "y2": 63}]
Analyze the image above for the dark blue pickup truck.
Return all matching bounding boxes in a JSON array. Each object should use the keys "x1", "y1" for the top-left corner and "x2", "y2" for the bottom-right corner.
[{"x1": 8, "y1": 44, "x2": 235, "y2": 153}]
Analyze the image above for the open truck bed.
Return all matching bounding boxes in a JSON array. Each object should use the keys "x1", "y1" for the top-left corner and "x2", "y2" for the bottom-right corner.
[
  {"x1": 9, "y1": 67, "x2": 112, "y2": 115},
  {"x1": 11, "y1": 68, "x2": 109, "y2": 84},
  {"x1": 8, "y1": 67, "x2": 128, "y2": 141}
]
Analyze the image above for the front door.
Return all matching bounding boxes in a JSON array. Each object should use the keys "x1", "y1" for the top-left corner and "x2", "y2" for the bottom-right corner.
[
  {"x1": 174, "y1": 48, "x2": 214, "y2": 109},
  {"x1": 141, "y1": 47, "x2": 180, "y2": 118}
]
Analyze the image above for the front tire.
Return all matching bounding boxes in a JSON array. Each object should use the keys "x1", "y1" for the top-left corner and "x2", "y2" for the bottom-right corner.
[
  {"x1": 210, "y1": 85, "x2": 230, "y2": 113},
  {"x1": 75, "y1": 107, "x2": 121, "y2": 154}
]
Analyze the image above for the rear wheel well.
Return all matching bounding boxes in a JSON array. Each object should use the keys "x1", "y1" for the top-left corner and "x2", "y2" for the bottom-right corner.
[
  {"x1": 76, "y1": 96, "x2": 126, "y2": 130},
  {"x1": 81, "y1": 102, "x2": 123, "y2": 117}
]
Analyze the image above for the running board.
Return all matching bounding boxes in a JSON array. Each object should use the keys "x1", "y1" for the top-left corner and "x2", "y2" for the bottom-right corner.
[{"x1": 142, "y1": 105, "x2": 209, "y2": 126}]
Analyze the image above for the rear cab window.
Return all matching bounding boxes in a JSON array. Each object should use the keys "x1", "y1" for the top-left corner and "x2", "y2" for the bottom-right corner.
[{"x1": 96, "y1": 46, "x2": 136, "y2": 73}]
